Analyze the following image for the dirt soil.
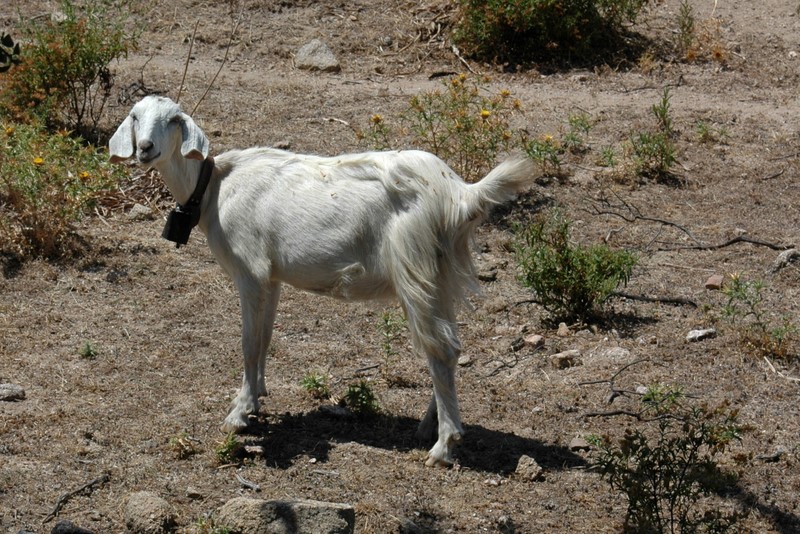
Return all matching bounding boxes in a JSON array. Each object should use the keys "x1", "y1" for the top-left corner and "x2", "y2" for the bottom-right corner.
[{"x1": 2, "y1": 1, "x2": 800, "y2": 532}]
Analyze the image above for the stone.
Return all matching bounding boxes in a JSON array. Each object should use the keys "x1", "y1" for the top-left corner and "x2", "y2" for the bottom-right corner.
[
  {"x1": 51, "y1": 520, "x2": 95, "y2": 534},
  {"x1": 523, "y1": 334, "x2": 545, "y2": 350},
  {"x1": 515, "y1": 454, "x2": 544, "y2": 481},
  {"x1": 569, "y1": 436, "x2": 591, "y2": 452},
  {"x1": 551, "y1": 350, "x2": 582, "y2": 369},
  {"x1": 127, "y1": 203, "x2": 154, "y2": 221},
  {"x1": 124, "y1": 491, "x2": 175, "y2": 534},
  {"x1": 216, "y1": 497, "x2": 355, "y2": 534},
  {"x1": 597, "y1": 347, "x2": 631, "y2": 361},
  {"x1": 686, "y1": 328, "x2": 717, "y2": 342},
  {"x1": 556, "y1": 322, "x2": 570, "y2": 337},
  {"x1": 296, "y1": 40, "x2": 341, "y2": 73},
  {"x1": 704, "y1": 274, "x2": 724, "y2": 290},
  {"x1": 457, "y1": 354, "x2": 472, "y2": 367},
  {"x1": 0, "y1": 383, "x2": 25, "y2": 401}
]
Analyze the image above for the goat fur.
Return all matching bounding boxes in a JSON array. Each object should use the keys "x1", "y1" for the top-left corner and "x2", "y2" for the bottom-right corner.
[{"x1": 109, "y1": 95, "x2": 538, "y2": 466}]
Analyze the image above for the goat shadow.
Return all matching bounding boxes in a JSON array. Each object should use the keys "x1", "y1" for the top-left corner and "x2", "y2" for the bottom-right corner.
[{"x1": 243, "y1": 410, "x2": 585, "y2": 475}]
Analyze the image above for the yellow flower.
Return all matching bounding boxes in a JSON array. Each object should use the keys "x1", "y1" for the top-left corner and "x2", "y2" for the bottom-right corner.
[
  {"x1": 4, "y1": 126, "x2": 14, "y2": 136},
  {"x1": 33, "y1": 157, "x2": 44, "y2": 166},
  {"x1": 480, "y1": 109, "x2": 491, "y2": 120},
  {"x1": 370, "y1": 114, "x2": 383, "y2": 124},
  {"x1": 79, "y1": 171, "x2": 90, "y2": 180},
  {"x1": 542, "y1": 134, "x2": 554, "y2": 144},
  {"x1": 499, "y1": 89, "x2": 511, "y2": 98}
]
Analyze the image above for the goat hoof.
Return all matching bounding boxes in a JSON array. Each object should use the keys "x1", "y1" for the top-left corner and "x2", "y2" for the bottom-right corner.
[
  {"x1": 220, "y1": 417, "x2": 249, "y2": 434},
  {"x1": 425, "y1": 455, "x2": 454, "y2": 468}
]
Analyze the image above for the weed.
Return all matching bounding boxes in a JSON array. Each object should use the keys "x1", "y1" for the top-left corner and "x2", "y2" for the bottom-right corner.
[
  {"x1": 214, "y1": 433, "x2": 243, "y2": 466},
  {"x1": 195, "y1": 517, "x2": 232, "y2": 534},
  {"x1": 378, "y1": 309, "x2": 407, "y2": 359},
  {"x1": 79, "y1": 341, "x2": 97, "y2": 360},
  {"x1": 515, "y1": 208, "x2": 637, "y2": 322},
  {"x1": 0, "y1": 0, "x2": 136, "y2": 138},
  {"x1": 628, "y1": 88, "x2": 677, "y2": 180},
  {"x1": 598, "y1": 146, "x2": 618, "y2": 168},
  {"x1": 522, "y1": 134, "x2": 562, "y2": 176},
  {"x1": 169, "y1": 431, "x2": 198, "y2": 460},
  {"x1": 588, "y1": 384, "x2": 744, "y2": 533},
  {"x1": 677, "y1": 0, "x2": 696, "y2": 57},
  {"x1": 361, "y1": 74, "x2": 518, "y2": 182},
  {"x1": 721, "y1": 273, "x2": 796, "y2": 362},
  {"x1": 300, "y1": 373, "x2": 331, "y2": 400},
  {"x1": 695, "y1": 120, "x2": 729, "y2": 144},
  {"x1": 0, "y1": 121, "x2": 125, "y2": 260},
  {"x1": 563, "y1": 111, "x2": 592, "y2": 153},
  {"x1": 343, "y1": 380, "x2": 380, "y2": 416}
]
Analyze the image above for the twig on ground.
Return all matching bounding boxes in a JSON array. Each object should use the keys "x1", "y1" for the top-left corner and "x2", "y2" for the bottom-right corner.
[
  {"x1": 235, "y1": 472, "x2": 261, "y2": 491},
  {"x1": 763, "y1": 356, "x2": 800, "y2": 383},
  {"x1": 43, "y1": 473, "x2": 110, "y2": 524},
  {"x1": 670, "y1": 235, "x2": 793, "y2": 252}
]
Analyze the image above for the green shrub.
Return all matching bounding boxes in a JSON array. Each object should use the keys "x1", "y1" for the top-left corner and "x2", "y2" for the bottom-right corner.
[
  {"x1": 588, "y1": 384, "x2": 743, "y2": 533},
  {"x1": 453, "y1": 0, "x2": 651, "y2": 64},
  {"x1": 343, "y1": 380, "x2": 380, "y2": 416},
  {"x1": 0, "y1": 0, "x2": 135, "y2": 138},
  {"x1": 214, "y1": 433, "x2": 243, "y2": 466},
  {"x1": 300, "y1": 373, "x2": 331, "y2": 400},
  {"x1": 0, "y1": 121, "x2": 125, "y2": 260},
  {"x1": 515, "y1": 209, "x2": 636, "y2": 322}
]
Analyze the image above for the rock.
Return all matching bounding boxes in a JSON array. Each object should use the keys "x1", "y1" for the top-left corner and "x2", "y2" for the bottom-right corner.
[
  {"x1": 477, "y1": 267, "x2": 497, "y2": 282},
  {"x1": 124, "y1": 492, "x2": 175, "y2": 534},
  {"x1": 51, "y1": 520, "x2": 95, "y2": 534},
  {"x1": 550, "y1": 350, "x2": 582, "y2": 369},
  {"x1": 295, "y1": 39, "x2": 341, "y2": 73},
  {"x1": 272, "y1": 140, "x2": 291, "y2": 150},
  {"x1": 127, "y1": 203, "x2": 154, "y2": 221},
  {"x1": 216, "y1": 497, "x2": 355, "y2": 534},
  {"x1": 635, "y1": 385, "x2": 649, "y2": 395},
  {"x1": 185, "y1": 486, "x2": 204, "y2": 500},
  {"x1": 515, "y1": 454, "x2": 543, "y2": 481},
  {"x1": 0, "y1": 383, "x2": 25, "y2": 401},
  {"x1": 457, "y1": 354, "x2": 472, "y2": 367},
  {"x1": 569, "y1": 436, "x2": 591, "y2": 452},
  {"x1": 704, "y1": 274, "x2": 724, "y2": 290},
  {"x1": 686, "y1": 328, "x2": 717, "y2": 342},
  {"x1": 596, "y1": 347, "x2": 631, "y2": 361},
  {"x1": 556, "y1": 323, "x2": 570, "y2": 337},
  {"x1": 523, "y1": 334, "x2": 545, "y2": 350}
]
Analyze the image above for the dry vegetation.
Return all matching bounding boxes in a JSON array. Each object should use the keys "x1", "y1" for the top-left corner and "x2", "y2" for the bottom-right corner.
[{"x1": 1, "y1": 1, "x2": 799, "y2": 532}]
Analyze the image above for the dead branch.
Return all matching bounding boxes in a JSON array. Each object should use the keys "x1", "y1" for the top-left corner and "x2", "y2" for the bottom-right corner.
[
  {"x1": 176, "y1": 19, "x2": 200, "y2": 104},
  {"x1": 191, "y1": 15, "x2": 242, "y2": 116},
  {"x1": 43, "y1": 473, "x2": 110, "y2": 524},
  {"x1": 586, "y1": 192, "x2": 794, "y2": 252},
  {"x1": 762, "y1": 356, "x2": 800, "y2": 383},
  {"x1": 235, "y1": 472, "x2": 261, "y2": 491},
  {"x1": 668, "y1": 235, "x2": 793, "y2": 252},
  {"x1": 586, "y1": 191, "x2": 702, "y2": 246}
]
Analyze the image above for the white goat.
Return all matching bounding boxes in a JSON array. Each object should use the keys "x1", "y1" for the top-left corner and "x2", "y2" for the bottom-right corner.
[{"x1": 109, "y1": 95, "x2": 537, "y2": 467}]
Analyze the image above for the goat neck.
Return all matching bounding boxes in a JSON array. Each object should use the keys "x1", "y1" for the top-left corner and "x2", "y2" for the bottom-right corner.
[{"x1": 155, "y1": 155, "x2": 207, "y2": 206}]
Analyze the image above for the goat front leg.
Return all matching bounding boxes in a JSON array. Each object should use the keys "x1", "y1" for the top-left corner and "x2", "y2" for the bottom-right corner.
[{"x1": 222, "y1": 280, "x2": 279, "y2": 433}]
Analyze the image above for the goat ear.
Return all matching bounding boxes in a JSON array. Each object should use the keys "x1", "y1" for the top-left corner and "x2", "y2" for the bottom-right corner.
[
  {"x1": 179, "y1": 112, "x2": 209, "y2": 161},
  {"x1": 108, "y1": 115, "x2": 135, "y2": 163}
]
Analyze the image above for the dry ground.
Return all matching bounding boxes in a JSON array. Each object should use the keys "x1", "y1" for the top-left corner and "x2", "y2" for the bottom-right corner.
[{"x1": 1, "y1": 0, "x2": 800, "y2": 532}]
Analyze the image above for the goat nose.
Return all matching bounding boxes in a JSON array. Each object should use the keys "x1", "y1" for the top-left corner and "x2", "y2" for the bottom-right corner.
[{"x1": 138, "y1": 140, "x2": 154, "y2": 152}]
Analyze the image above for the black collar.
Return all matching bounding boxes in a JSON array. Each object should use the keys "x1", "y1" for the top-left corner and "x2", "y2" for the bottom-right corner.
[{"x1": 184, "y1": 156, "x2": 215, "y2": 210}]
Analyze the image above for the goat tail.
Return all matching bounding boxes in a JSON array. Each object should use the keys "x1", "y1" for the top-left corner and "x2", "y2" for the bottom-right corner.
[{"x1": 464, "y1": 157, "x2": 538, "y2": 222}]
